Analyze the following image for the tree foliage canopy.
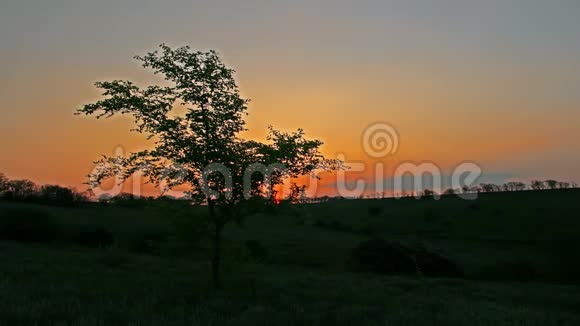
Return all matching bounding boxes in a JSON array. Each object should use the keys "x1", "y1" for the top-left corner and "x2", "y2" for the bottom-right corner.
[{"x1": 77, "y1": 44, "x2": 341, "y2": 217}]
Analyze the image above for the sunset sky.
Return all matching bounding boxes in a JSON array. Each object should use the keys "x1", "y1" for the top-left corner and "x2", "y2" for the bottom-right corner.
[{"x1": 1, "y1": 0, "x2": 579, "y2": 196}]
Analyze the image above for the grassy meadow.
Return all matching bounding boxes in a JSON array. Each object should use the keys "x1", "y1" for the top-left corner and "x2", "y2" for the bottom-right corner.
[{"x1": 1, "y1": 189, "x2": 580, "y2": 325}]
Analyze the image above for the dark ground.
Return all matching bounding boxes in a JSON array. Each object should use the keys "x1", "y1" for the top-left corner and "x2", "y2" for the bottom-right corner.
[{"x1": 1, "y1": 189, "x2": 579, "y2": 325}]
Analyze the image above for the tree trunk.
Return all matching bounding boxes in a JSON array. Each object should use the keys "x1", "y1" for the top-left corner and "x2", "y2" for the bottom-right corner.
[
  {"x1": 208, "y1": 199, "x2": 223, "y2": 290},
  {"x1": 211, "y1": 222, "x2": 223, "y2": 290}
]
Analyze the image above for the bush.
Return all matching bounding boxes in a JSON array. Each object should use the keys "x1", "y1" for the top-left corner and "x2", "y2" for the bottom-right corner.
[
  {"x1": 67, "y1": 225, "x2": 115, "y2": 248},
  {"x1": 349, "y1": 238, "x2": 463, "y2": 278},
  {"x1": 0, "y1": 207, "x2": 60, "y2": 243}
]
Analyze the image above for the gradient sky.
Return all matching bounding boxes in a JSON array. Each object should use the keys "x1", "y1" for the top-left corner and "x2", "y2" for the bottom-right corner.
[{"x1": 1, "y1": 0, "x2": 579, "y2": 195}]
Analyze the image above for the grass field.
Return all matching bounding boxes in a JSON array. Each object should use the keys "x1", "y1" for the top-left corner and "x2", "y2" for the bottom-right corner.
[{"x1": 1, "y1": 189, "x2": 580, "y2": 325}]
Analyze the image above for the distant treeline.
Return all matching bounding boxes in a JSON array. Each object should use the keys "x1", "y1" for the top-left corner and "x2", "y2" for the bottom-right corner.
[
  {"x1": 1, "y1": 172, "x2": 578, "y2": 206},
  {"x1": 0, "y1": 172, "x2": 191, "y2": 207},
  {"x1": 390, "y1": 179, "x2": 578, "y2": 199},
  {"x1": 459, "y1": 179, "x2": 578, "y2": 194},
  {"x1": 305, "y1": 179, "x2": 579, "y2": 202},
  {"x1": 394, "y1": 179, "x2": 579, "y2": 199},
  {"x1": 0, "y1": 172, "x2": 90, "y2": 206}
]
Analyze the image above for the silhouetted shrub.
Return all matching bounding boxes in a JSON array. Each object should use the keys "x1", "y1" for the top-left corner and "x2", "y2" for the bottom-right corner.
[
  {"x1": 68, "y1": 225, "x2": 115, "y2": 248},
  {"x1": 349, "y1": 239, "x2": 463, "y2": 278},
  {"x1": 244, "y1": 240, "x2": 268, "y2": 261},
  {"x1": 478, "y1": 260, "x2": 538, "y2": 282},
  {"x1": 0, "y1": 207, "x2": 59, "y2": 243},
  {"x1": 368, "y1": 206, "x2": 383, "y2": 216}
]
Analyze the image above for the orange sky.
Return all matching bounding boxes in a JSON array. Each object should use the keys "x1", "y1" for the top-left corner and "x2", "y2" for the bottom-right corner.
[{"x1": 1, "y1": 1, "x2": 579, "y2": 196}]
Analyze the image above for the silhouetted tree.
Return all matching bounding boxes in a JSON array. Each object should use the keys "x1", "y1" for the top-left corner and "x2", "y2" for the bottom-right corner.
[
  {"x1": 461, "y1": 185, "x2": 479, "y2": 194},
  {"x1": 422, "y1": 189, "x2": 435, "y2": 197},
  {"x1": 108, "y1": 193, "x2": 151, "y2": 208},
  {"x1": 287, "y1": 183, "x2": 306, "y2": 204},
  {"x1": 0, "y1": 173, "x2": 8, "y2": 195},
  {"x1": 545, "y1": 179, "x2": 558, "y2": 190},
  {"x1": 77, "y1": 44, "x2": 340, "y2": 289},
  {"x1": 502, "y1": 181, "x2": 526, "y2": 192},
  {"x1": 480, "y1": 183, "x2": 500, "y2": 193},
  {"x1": 531, "y1": 180, "x2": 545, "y2": 190},
  {"x1": 514, "y1": 182, "x2": 527, "y2": 191},
  {"x1": 39, "y1": 185, "x2": 76, "y2": 206},
  {"x1": 443, "y1": 188, "x2": 456, "y2": 195},
  {"x1": 557, "y1": 181, "x2": 570, "y2": 189},
  {"x1": 4, "y1": 179, "x2": 37, "y2": 200},
  {"x1": 97, "y1": 193, "x2": 113, "y2": 203}
]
